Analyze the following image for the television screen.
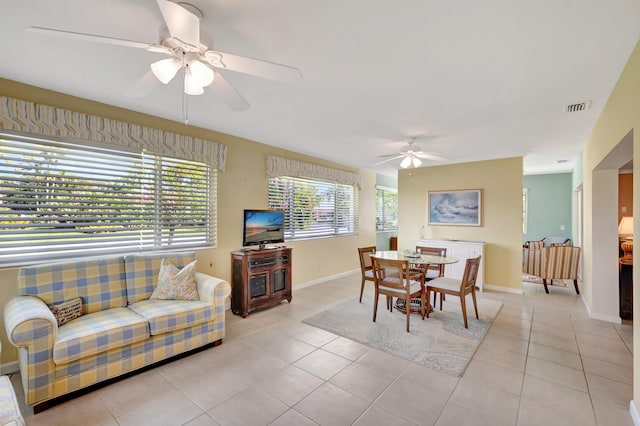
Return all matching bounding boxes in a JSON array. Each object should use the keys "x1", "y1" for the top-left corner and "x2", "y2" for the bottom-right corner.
[{"x1": 242, "y1": 209, "x2": 285, "y2": 248}]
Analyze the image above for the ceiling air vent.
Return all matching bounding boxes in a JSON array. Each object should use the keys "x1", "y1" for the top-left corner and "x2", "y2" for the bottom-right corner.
[{"x1": 566, "y1": 101, "x2": 591, "y2": 113}]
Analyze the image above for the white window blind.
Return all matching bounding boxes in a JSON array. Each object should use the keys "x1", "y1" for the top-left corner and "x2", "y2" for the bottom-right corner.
[
  {"x1": 268, "y1": 176, "x2": 358, "y2": 240},
  {"x1": 376, "y1": 185, "x2": 398, "y2": 231},
  {"x1": 0, "y1": 134, "x2": 215, "y2": 265}
]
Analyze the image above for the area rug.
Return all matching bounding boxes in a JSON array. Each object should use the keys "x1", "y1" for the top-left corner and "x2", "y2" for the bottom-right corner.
[
  {"x1": 302, "y1": 296, "x2": 502, "y2": 377},
  {"x1": 522, "y1": 273, "x2": 568, "y2": 287}
]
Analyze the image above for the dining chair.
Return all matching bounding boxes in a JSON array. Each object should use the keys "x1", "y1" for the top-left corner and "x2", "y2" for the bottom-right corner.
[
  {"x1": 426, "y1": 256, "x2": 481, "y2": 328},
  {"x1": 358, "y1": 246, "x2": 377, "y2": 303},
  {"x1": 371, "y1": 257, "x2": 425, "y2": 332},
  {"x1": 415, "y1": 245, "x2": 447, "y2": 308}
]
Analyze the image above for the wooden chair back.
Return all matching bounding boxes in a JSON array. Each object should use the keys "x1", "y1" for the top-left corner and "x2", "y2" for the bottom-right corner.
[
  {"x1": 371, "y1": 257, "x2": 411, "y2": 292},
  {"x1": 358, "y1": 246, "x2": 376, "y2": 277},
  {"x1": 357, "y1": 246, "x2": 377, "y2": 302},
  {"x1": 460, "y1": 256, "x2": 481, "y2": 294},
  {"x1": 415, "y1": 246, "x2": 447, "y2": 279},
  {"x1": 371, "y1": 257, "x2": 425, "y2": 332}
]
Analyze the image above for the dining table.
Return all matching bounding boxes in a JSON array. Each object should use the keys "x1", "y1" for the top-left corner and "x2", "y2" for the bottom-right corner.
[
  {"x1": 370, "y1": 250, "x2": 459, "y2": 267},
  {"x1": 369, "y1": 250, "x2": 459, "y2": 314}
]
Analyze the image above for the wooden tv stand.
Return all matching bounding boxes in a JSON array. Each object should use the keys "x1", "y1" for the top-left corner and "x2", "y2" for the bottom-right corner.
[{"x1": 230, "y1": 247, "x2": 292, "y2": 317}]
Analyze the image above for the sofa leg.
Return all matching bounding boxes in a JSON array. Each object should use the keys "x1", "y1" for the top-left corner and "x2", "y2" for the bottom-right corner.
[
  {"x1": 573, "y1": 279, "x2": 580, "y2": 295},
  {"x1": 33, "y1": 400, "x2": 52, "y2": 414},
  {"x1": 543, "y1": 279, "x2": 549, "y2": 294}
]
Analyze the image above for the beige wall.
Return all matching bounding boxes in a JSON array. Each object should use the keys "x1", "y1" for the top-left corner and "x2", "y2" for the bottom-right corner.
[
  {"x1": 619, "y1": 173, "x2": 633, "y2": 223},
  {"x1": 397, "y1": 157, "x2": 523, "y2": 291},
  {"x1": 0, "y1": 79, "x2": 376, "y2": 364},
  {"x1": 581, "y1": 40, "x2": 640, "y2": 414}
]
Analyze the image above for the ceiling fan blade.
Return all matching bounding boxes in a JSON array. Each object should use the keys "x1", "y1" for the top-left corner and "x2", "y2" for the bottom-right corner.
[
  {"x1": 415, "y1": 152, "x2": 449, "y2": 162},
  {"x1": 156, "y1": 0, "x2": 200, "y2": 49},
  {"x1": 209, "y1": 70, "x2": 249, "y2": 111},
  {"x1": 204, "y1": 50, "x2": 302, "y2": 83},
  {"x1": 26, "y1": 26, "x2": 159, "y2": 50},
  {"x1": 124, "y1": 70, "x2": 162, "y2": 98},
  {"x1": 372, "y1": 155, "x2": 404, "y2": 166}
]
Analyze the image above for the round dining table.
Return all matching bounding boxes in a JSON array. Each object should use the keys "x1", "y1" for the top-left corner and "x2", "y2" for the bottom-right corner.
[
  {"x1": 369, "y1": 250, "x2": 459, "y2": 314},
  {"x1": 370, "y1": 250, "x2": 459, "y2": 266}
]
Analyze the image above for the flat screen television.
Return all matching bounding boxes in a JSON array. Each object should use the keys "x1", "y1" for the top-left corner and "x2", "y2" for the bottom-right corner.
[{"x1": 242, "y1": 209, "x2": 285, "y2": 249}]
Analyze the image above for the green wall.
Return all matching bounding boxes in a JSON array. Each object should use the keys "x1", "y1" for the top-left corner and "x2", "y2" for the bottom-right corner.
[{"x1": 523, "y1": 173, "x2": 572, "y2": 242}]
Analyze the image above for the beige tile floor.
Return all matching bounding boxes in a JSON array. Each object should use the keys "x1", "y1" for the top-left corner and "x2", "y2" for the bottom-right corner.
[{"x1": 10, "y1": 274, "x2": 634, "y2": 425}]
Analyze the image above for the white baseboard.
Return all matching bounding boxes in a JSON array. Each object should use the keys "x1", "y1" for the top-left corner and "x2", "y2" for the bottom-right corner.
[
  {"x1": 580, "y1": 293, "x2": 622, "y2": 324},
  {"x1": 631, "y1": 401, "x2": 640, "y2": 426},
  {"x1": 0, "y1": 360, "x2": 19, "y2": 375},
  {"x1": 294, "y1": 269, "x2": 359, "y2": 290},
  {"x1": 483, "y1": 284, "x2": 524, "y2": 295}
]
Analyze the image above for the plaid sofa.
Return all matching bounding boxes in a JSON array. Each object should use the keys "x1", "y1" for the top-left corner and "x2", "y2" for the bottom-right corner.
[{"x1": 3, "y1": 252, "x2": 230, "y2": 410}]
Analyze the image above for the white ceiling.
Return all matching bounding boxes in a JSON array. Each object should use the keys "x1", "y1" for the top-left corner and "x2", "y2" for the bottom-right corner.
[{"x1": 2, "y1": 1, "x2": 639, "y2": 176}]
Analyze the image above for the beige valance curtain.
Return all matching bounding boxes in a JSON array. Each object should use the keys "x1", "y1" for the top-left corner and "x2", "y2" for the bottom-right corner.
[
  {"x1": 0, "y1": 96, "x2": 227, "y2": 171},
  {"x1": 266, "y1": 155, "x2": 362, "y2": 189}
]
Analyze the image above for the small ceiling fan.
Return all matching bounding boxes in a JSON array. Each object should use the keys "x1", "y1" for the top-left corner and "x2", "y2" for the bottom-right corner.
[
  {"x1": 373, "y1": 137, "x2": 448, "y2": 168},
  {"x1": 26, "y1": 0, "x2": 302, "y2": 112}
]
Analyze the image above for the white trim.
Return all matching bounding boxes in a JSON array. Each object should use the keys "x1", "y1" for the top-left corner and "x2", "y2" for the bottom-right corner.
[
  {"x1": 631, "y1": 401, "x2": 640, "y2": 426},
  {"x1": 294, "y1": 270, "x2": 359, "y2": 290},
  {"x1": 483, "y1": 284, "x2": 524, "y2": 294},
  {"x1": 376, "y1": 184, "x2": 398, "y2": 193},
  {"x1": 0, "y1": 361, "x2": 19, "y2": 375},
  {"x1": 580, "y1": 293, "x2": 622, "y2": 324}
]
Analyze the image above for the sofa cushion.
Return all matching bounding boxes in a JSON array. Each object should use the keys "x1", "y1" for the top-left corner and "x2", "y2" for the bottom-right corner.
[
  {"x1": 124, "y1": 252, "x2": 196, "y2": 304},
  {"x1": 127, "y1": 299, "x2": 213, "y2": 335},
  {"x1": 18, "y1": 256, "x2": 127, "y2": 314},
  {"x1": 53, "y1": 307, "x2": 149, "y2": 365}
]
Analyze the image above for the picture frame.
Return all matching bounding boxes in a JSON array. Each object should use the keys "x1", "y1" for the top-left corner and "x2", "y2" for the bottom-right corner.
[{"x1": 428, "y1": 189, "x2": 482, "y2": 226}]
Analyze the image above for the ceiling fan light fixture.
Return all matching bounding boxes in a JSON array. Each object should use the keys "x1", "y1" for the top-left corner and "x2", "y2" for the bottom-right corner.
[
  {"x1": 150, "y1": 57, "x2": 181, "y2": 84},
  {"x1": 412, "y1": 157, "x2": 422, "y2": 167},
  {"x1": 189, "y1": 60, "x2": 214, "y2": 87},
  {"x1": 184, "y1": 68, "x2": 205, "y2": 95},
  {"x1": 400, "y1": 156, "x2": 412, "y2": 168}
]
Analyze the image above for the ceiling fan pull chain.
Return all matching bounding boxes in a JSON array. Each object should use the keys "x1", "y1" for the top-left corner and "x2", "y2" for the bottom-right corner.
[
  {"x1": 182, "y1": 52, "x2": 189, "y2": 124},
  {"x1": 182, "y1": 88, "x2": 189, "y2": 125}
]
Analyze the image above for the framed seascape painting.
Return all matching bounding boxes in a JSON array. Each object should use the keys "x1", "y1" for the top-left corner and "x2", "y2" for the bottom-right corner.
[{"x1": 428, "y1": 189, "x2": 482, "y2": 226}]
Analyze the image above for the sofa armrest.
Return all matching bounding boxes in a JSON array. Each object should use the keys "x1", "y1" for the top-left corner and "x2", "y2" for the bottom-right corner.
[
  {"x1": 4, "y1": 296, "x2": 58, "y2": 347},
  {"x1": 4, "y1": 296, "x2": 58, "y2": 405},
  {"x1": 522, "y1": 248, "x2": 545, "y2": 278},
  {"x1": 195, "y1": 272, "x2": 231, "y2": 306}
]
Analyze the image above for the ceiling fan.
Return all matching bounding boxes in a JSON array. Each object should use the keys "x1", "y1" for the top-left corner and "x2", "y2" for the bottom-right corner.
[
  {"x1": 373, "y1": 137, "x2": 448, "y2": 169},
  {"x1": 26, "y1": 0, "x2": 302, "y2": 112}
]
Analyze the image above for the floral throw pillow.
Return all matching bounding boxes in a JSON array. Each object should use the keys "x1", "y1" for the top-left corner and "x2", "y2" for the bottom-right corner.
[{"x1": 150, "y1": 258, "x2": 199, "y2": 301}]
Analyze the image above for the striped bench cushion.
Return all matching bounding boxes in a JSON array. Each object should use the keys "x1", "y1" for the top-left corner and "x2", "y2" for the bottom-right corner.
[
  {"x1": 127, "y1": 299, "x2": 214, "y2": 335},
  {"x1": 53, "y1": 308, "x2": 149, "y2": 365}
]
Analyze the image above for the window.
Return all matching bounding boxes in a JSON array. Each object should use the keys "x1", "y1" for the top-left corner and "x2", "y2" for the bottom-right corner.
[
  {"x1": 268, "y1": 176, "x2": 358, "y2": 240},
  {"x1": 523, "y1": 187, "x2": 528, "y2": 234},
  {"x1": 0, "y1": 133, "x2": 215, "y2": 266},
  {"x1": 376, "y1": 185, "x2": 398, "y2": 231}
]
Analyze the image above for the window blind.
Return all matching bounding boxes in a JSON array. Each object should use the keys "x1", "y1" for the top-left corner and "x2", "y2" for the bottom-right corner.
[
  {"x1": 376, "y1": 185, "x2": 398, "y2": 231},
  {"x1": 268, "y1": 176, "x2": 358, "y2": 240},
  {"x1": 0, "y1": 133, "x2": 215, "y2": 265}
]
